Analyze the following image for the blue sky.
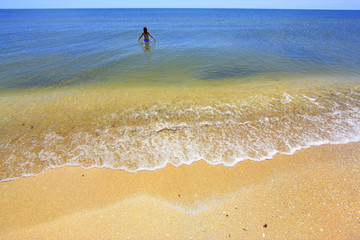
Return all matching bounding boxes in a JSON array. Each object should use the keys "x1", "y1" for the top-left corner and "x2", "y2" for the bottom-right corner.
[{"x1": 1, "y1": 0, "x2": 360, "y2": 10}]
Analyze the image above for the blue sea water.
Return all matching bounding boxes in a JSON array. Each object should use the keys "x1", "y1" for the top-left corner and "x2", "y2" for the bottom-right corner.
[
  {"x1": 1, "y1": 9, "x2": 360, "y2": 89},
  {"x1": 1, "y1": 9, "x2": 360, "y2": 181}
]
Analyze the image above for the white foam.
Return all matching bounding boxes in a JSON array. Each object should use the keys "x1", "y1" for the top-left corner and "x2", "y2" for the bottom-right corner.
[
  {"x1": 2, "y1": 88, "x2": 360, "y2": 182},
  {"x1": 281, "y1": 93, "x2": 293, "y2": 104}
]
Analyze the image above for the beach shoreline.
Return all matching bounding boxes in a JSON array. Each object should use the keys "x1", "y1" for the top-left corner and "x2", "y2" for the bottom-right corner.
[
  {"x1": 1, "y1": 142, "x2": 359, "y2": 239},
  {"x1": 1, "y1": 8, "x2": 360, "y2": 239}
]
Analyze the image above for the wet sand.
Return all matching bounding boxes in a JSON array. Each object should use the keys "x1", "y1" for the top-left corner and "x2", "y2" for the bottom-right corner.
[{"x1": 0, "y1": 142, "x2": 359, "y2": 239}]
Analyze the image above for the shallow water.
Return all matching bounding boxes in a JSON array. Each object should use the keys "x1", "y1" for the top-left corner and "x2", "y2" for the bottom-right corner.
[{"x1": 1, "y1": 9, "x2": 360, "y2": 181}]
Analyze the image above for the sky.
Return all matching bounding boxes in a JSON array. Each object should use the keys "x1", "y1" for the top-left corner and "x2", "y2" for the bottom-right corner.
[{"x1": 1, "y1": 0, "x2": 360, "y2": 10}]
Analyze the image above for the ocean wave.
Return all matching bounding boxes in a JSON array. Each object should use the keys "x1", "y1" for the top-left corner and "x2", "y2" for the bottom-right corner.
[{"x1": 1, "y1": 86, "x2": 360, "y2": 182}]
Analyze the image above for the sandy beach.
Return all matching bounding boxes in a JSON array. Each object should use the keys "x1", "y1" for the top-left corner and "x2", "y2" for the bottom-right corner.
[
  {"x1": 0, "y1": 142, "x2": 359, "y2": 239},
  {"x1": 1, "y1": 7, "x2": 360, "y2": 240}
]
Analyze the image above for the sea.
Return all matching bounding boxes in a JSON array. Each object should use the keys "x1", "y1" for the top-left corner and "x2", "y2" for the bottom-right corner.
[{"x1": 1, "y1": 8, "x2": 360, "y2": 182}]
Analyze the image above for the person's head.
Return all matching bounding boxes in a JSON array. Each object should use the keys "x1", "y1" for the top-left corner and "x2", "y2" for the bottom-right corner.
[{"x1": 143, "y1": 27, "x2": 148, "y2": 34}]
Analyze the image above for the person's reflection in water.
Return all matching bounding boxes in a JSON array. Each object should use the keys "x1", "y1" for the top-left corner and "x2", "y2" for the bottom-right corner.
[
  {"x1": 144, "y1": 41, "x2": 151, "y2": 52},
  {"x1": 138, "y1": 40, "x2": 155, "y2": 60}
]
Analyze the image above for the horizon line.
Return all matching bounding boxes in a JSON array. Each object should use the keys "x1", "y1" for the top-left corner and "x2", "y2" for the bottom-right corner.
[{"x1": 1, "y1": 7, "x2": 360, "y2": 11}]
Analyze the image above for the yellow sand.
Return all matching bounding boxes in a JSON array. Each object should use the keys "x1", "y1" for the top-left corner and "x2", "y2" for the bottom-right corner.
[{"x1": 0, "y1": 143, "x2": 360, "y2": 239}]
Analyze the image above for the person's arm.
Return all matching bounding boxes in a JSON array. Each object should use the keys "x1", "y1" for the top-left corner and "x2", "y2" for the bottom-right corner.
[
  {"x1": 149, "y1": 32, "x2": 156, "y2": 41},
  {"x1": 138, "y1": 33, "x2": 144, "y2": 41}
]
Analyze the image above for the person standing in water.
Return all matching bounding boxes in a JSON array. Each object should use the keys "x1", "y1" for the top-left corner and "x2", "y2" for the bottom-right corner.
[{"x1": 138, "y1": 27, "x2": 156, "y2": 42}]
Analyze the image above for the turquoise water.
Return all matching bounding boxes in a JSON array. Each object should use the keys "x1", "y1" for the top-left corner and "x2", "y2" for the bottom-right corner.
[{"x1": 1, "y1": 9, "x2": 360, "y2": 181}]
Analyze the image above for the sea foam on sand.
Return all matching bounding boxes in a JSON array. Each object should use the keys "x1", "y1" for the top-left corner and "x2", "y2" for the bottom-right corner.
[{"x1": 0, "y1": 142, "x2": 359, "y2": 239}]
